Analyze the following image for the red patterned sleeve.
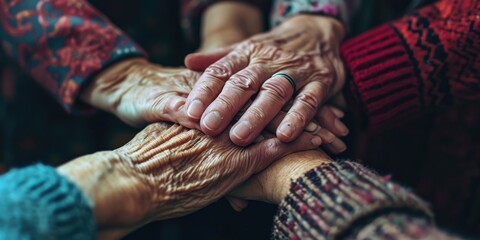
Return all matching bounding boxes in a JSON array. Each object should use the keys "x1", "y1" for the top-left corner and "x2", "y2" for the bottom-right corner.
[
  {"x1": 0, "y1": 0, "x2": 146, "y2": 111},
  {"x1": 340, "y1": 0, "x2": 480, "y2": 132}
]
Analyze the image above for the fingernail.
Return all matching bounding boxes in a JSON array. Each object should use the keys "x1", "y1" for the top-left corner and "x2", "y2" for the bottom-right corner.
[
  {"x1": 232, "y1": 121, "x2": 253, "y2": 140},
  {"x1": 306, "y1": 122, "x2": 318, "y2": 132},
  {"x1": 187, "y1": 99, "x2": 205, "y2": 119},
  {"x1": 331, "y1": 138, "x2": 347, "y2": 152},
  {"x1": 202, "y1": 111, "x2": 223, "y2": 131},
  {"x1": 278, "y1": 123, "x2": 295, "y2": 138},
  {"x1": 312, "y1": 136, "x2": 322, "y2": 146},
  {"x1": 334, "y1": 119, "x2": 349, "y2": 135}
]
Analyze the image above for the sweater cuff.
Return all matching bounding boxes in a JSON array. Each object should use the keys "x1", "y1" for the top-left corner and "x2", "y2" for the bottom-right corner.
[
  {"x1": 272, "y1": 161, "x2": 433, "y2": 240},
  {"x1": 0, "y1": 164, "x2": 95, "y2": 239},
  {"x1": 340, "y1": 24, "x2": 423, "y2": 132},
  {"x1": 271, "y1": 0, "x2": 360, "y2": 28},
  {"x1": 348, "y1": 213, "x2": 457, "y2": 239}
]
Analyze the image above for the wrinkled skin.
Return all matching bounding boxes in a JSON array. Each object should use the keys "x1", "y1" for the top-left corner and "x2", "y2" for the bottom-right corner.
[
  {"x1": 184, "y1": 15, "x2": 347, "y2": 150},
  {"x1": 81, "y1": 58, "x2": 200, "y2": 127},
  {"x1": 59, "y1": 122, "x2": 324, "y2": 239},
  {"x1": 81, "y1": 58, "x2": 346, "y2": 151}
]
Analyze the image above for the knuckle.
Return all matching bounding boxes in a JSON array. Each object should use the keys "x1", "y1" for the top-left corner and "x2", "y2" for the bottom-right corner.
[
  {"x1": 296, "y1": 92, "x2": 320, "y2": 111},
  {"x1": 227, "y1": 74, "x2": 256, "y2": 92},
  {"x1": 197, "y1": 83, "x2": 217, "y2": 97},
  {"x1": 216, "y1": 95, "x2": 237, "y2": 113},
  {"x1": 262, "y1": 80, "x2": 291, "y2": 102},
  {"x1": 205, "y1": 64, "x2": 231, "y2": 79},
  {"x1": 245, "y1": 105, "x2": 267, "y2": 122},
  {"x1": 287, "y1": 110, "x2": 308, "y2": 126}
]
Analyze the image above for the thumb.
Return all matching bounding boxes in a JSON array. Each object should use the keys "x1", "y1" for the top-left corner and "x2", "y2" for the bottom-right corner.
[{"x1": 184, "y1": 45, "x2": 235, "y2": 71}]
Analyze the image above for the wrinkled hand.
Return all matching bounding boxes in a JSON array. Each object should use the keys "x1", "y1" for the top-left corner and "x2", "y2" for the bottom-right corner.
[
  {"x1": 81, "y1": 58, "x2": 200, "y2": 127},
  {"x1": 184, "y1": 15, "x2": 347, "y2": 148},
  {"x1": 60, "y1": 122, "x2": 326, "y2": 238},
  {"x1": 230, "y1": 150, "x2": 333, "y2": 208}
]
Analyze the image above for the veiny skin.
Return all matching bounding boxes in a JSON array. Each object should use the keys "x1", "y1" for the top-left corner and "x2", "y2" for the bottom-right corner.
[
  {"x1": 184, "y1": 15, "x2": 348, "y2": 150},
  {"x1": 59, "y1": 122, "x2": 324, "y2": 238}
]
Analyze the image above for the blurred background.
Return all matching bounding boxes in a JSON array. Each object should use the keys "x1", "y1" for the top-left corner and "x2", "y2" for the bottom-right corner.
[{"x1": 1, "y1": 0, "x2": 479, "y2": 239}]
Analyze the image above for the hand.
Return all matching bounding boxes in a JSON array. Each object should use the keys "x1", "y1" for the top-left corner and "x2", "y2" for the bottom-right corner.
[
  {"x1": 230, "y1": 150, "x2": 333, "y2": 206},
  {"x1": 81, "y1": 58, "x2": 200, "y2": 127},
  {"x1": 184, "y1": 15, "x2": 347, "y2": 146},
  {"x1": 58, "y1": 122, "x2": 325, "y2": 238}
]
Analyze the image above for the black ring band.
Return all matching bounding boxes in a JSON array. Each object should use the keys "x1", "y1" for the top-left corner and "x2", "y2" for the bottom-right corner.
[{"x1": 272, "y1": 72, "x2": 296, "y2": 94}]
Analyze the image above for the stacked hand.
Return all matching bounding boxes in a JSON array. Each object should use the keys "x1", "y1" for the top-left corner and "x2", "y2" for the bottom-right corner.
[
  {"x1": 82, "y1": 55, "x2": 347, "y2": 151},
  {"x1": 58, "y1": 122, "x2": 325, "y2": 238},
  {"x1": 184, "y1": 15, "x2": 348, "y2": 152}
]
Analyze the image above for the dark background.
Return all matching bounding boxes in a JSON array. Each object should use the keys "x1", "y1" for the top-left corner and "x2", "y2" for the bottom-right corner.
[{"x1": 1, "y1": 0, "x2": 479, "y2": 239}]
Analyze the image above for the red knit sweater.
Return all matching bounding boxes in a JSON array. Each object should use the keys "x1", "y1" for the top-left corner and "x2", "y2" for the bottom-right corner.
[{"x1": 341, "y1": 0, "x2": 480, "y2": 132}]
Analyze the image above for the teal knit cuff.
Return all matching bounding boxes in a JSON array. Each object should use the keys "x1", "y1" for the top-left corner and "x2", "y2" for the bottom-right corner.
[{"x1": 0, "y1": 164, "x2": 95, "y2": 240}]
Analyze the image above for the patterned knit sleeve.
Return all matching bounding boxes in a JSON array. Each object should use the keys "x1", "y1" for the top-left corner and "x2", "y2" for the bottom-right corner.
[
  {"x1": 0, "y1": 0, "x2": 146, "y2": 112},
  {"x1": 0, "y1": 164, "x2": 95, "y2": 239},
  {"x1": 340, "y1": 0, "x2": 480, "y2": 132},
  {"x1": 271, "y1": 0, "x2": 361, "y2": 27},
  {"x1": 272, "y1": 161, "x2": 459, "y2": 239}
]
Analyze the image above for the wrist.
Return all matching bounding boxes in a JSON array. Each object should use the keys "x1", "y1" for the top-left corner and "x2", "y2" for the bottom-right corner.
[
  {"x1": 200, "y1": 2, "x2": 263, "y2": 52},
  {"x1": 80, "y1": 57, "x2": 147, "y2": 113},
  {"x1": 57, "y1": 151, "x2": 150, "y2": 231},
  {"x1": 281, "y1": 14, "x2": 345, "y2": 43},
  {"x1": 273, "y1": 151, "x2": 333, "y2": 203}
]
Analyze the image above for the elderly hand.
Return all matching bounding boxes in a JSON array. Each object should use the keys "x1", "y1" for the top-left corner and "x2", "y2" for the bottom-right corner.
[
  {"x1": 58, "y1": 122, "x2": 325, "y2": 238},
  {"x1": 184, "y1": 15, "x2": 347, "y2": 148},
  {"x1": 81, "y1": 58, "x2": 200, "y2": 127}
]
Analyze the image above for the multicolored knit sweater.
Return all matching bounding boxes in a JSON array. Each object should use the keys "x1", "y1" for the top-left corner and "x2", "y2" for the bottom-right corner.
[{"x1": 0, "y1": 161, "x2": 459, "y2": 239}]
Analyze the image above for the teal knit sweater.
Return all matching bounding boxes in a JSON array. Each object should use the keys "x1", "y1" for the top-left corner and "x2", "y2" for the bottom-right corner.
[{"x1": 0, "y1": 164, "x2": 95, "y2": 239}]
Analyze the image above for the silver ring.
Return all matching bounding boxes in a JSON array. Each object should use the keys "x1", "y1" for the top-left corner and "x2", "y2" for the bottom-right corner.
[{"x1": 272, "y1": 72, "x2": 296, "y2": 94}]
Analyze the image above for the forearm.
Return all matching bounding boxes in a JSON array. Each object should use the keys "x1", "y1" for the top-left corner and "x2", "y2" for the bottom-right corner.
[
  {"x1": 199, "y1": 2, "x2": 263, "y2": 52},
  {"x1": 272, "y1": 161, "x2": 459, "y2": 239},
  {"x1": 0, "y1": 0, "x2": 145, "y2": 111}
]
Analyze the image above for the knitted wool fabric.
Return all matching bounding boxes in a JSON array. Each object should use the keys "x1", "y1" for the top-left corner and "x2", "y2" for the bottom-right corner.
[
  {"x1": 341, "y1": 0, "x2": 480, "y2": 131},
  {"x1": 271, "y1": 161, "x2": 460, "y2": 240},
  {"x1": 0, "y1": 164, "x2": 95, "y2": 239}
]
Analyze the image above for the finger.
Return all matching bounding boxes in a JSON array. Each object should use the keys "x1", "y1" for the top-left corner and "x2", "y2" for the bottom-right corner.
[
  {"x1": 225, "y1": 71, "x2": 292, "y2": 145},
  {"x1": 226, "y1": 196, "x2": 249, "y2": 212},
  {"x1": 315, "y1": 106, "x2": 349, "y2": 137},
  {"x1": 184, "y1": 45, "x2": 236, "y2": 71},
  {"x1": 276, "y1": 81, "x2": 326, "y2": 142},
  {"x1": 323, "y1": 138, "x2": 347, "y2": 154},
  {"x1": 200, "y1": 64, "x2": 273, "y2": 137},
  {"x1": 248, "y1": 131, "x2": 322, "y2": 172},
  {"x1": 184, "y1": 50, "x2": 249, "y2": 121},
  {"x1": 328, "y1": 105, "x2": 344, "y2": 118}
]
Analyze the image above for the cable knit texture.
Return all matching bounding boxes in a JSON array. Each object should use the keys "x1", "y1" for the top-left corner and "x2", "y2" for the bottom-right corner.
[
  {"x1": 0, "y1": 164, "x2": 95, "y2": 239},
  {"x1": 271, "y1": 161, "x2": 441, "y2": 240},
  {"x1": 341, "y1": 0, "x2": 480, "y2": 131}
]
